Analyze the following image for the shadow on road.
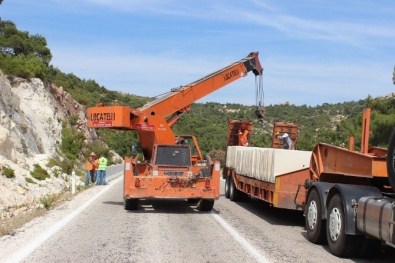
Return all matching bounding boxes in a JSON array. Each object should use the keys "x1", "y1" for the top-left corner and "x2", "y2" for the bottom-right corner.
[
  {"x1": 102, "y1": 201, "x2": 123, "y2": 206},
  {"x1": 103, "y1": 198, "x2": 220, "y2": 215},
  {"x1": 229, "y1": 197, "x2": 304, "y2": 227},
  {"x1": 229, "y1": 197, "x2": 395, "y2": 262}
]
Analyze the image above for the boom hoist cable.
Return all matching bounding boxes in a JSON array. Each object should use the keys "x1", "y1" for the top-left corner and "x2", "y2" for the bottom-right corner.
[{"x1": 254, "y1": 73, "x2": 265, "y2": 125}]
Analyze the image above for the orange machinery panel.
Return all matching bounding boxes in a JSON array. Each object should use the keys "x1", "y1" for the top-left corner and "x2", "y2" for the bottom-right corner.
[
  {"x1": 123, "y1": 156, "x2": 221, "y2": 199},
  {"x1": 87, "y1": 106, "x2": 132, "y2": 129},
  {"x1": 310, "y1": 143, "x2": 388, "y2": 182},
  {"x1": 273, "y1": 168, "x2": 310, "y2": 210},
  {"x1": 232, "y1": 167, "x2": 309, "y2": 211}
]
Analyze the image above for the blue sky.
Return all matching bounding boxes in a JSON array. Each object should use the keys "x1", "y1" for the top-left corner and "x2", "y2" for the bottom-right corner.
[{"x1": 2, "y1": 0, "x2": 395, "y2": 106}]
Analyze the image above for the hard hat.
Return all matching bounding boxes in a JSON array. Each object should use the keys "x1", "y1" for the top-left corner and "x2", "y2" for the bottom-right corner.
[
  {"x1": 283, "y1": 133, "x2": 289, "y2": 138},
  {"x1": 90, "y1": 152, "x2": 96, "y2": 156}
]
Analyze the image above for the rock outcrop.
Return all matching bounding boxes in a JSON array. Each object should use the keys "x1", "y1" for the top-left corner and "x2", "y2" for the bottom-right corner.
[{"x1": 0, "y1": 71, "x2": 97, "y2": 219}]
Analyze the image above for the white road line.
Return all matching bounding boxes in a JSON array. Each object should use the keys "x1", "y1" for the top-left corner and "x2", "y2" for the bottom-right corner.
[
  {"x1": 211, "y1": 213, "x2": 271, "y2": 263},
  {"x1": 5, "y1": 175, "x2": 123, "y2": 263}
]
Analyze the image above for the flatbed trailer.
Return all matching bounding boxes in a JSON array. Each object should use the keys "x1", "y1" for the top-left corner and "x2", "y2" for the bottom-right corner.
[
  {"x1": 223, "y1": 120, "x2": 311, "y2": 210},
  {"x1": 223, "y1": 146, "x2": 311, "y2": 210},
  {"x1": 224, "y1": 114, "x2": 395, "y2": 258}
]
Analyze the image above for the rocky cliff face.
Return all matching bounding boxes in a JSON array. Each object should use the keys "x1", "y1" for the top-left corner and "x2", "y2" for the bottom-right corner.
[{"x1": 0, "y1": 71, "x2": 97, "y2": 219}]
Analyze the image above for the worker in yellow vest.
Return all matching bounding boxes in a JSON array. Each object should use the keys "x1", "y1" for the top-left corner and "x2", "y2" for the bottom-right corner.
[{"x1": 95, "y1": 154, "x2": 108, "y2": 185}]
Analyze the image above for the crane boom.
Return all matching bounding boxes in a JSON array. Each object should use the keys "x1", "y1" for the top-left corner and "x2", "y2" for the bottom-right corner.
[
  {"x1": 87, "y1": 52, "x2": 263, "y2": 159},
  {"x1": 133, "y1": 52, "x2": 262, "y2": 119}
]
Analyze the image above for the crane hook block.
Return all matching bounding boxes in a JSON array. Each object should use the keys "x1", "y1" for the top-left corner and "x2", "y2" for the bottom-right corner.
[{"x1": 255, "y1": 106, "x2": 265, "y2": 124}]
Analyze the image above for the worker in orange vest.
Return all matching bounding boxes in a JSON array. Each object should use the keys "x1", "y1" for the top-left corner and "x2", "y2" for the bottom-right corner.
[
  {"x1": 238, "y1": 127, "x2": 250, "y2": 146},
  {"x1": 85, "y1": 152, "x2": 97, "y2": 186}
]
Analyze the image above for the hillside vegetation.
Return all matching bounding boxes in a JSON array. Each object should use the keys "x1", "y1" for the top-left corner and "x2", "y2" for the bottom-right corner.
[{"x1": 1, "y1": 18, "x2": 395, "y2": 161}]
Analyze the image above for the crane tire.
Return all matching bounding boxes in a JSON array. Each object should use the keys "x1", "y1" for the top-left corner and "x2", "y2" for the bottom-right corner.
[
  {"x1": 124, "y1": 198, "x2": 139, "y2": 210},
  {"x1": 197, "y1": 199, "x2": 214, "y2": 211}
]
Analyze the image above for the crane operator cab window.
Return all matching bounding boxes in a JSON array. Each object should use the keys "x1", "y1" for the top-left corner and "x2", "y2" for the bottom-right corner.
[{"x1": 155, "y1": 145, "x2": 191, "y2": 167}]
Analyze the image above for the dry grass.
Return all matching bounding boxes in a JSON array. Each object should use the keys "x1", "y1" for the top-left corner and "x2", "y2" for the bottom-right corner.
[
  {"x1": 0, "y1": 191, "x2": 74, "y2": 237},
  {"x1": 0, "y1": 208, "x2": 47, "y2": 236}
]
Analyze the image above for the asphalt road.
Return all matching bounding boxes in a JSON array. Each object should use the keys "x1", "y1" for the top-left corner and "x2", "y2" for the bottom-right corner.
[{"x1": 1, "y1": 165, "x2": 394, "y2": 263}]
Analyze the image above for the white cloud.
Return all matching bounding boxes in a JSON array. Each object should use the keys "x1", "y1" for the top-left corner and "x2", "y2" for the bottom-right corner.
[
  {"x1": 7, "y1": 0, "x2": 394, "y2": 106},
  {"x1": 50, "y1": 44, "x2": 394, "y2": 107},
  {"x1": 51, "y1": 47, "x2": 256, "y2": 100}
]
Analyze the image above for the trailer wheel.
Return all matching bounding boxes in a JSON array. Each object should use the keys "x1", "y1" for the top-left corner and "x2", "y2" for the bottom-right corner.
[
  {"x1": 229, "y1": 177, "x2": 249, "y2": 202},
  {"x1": 229, "y1": 177, "x2": 240, "y2": 201},
  {"x1": 326, "y1": 194, "x2": 362, "y2": 257},
  {"x1": 387, "y1": 128, "x2": 395, "y2": 191},
  {"x1": 197, "y1": 199, "x2": 214, "y2": 211},
  {"x1": 225, "y1": 176, "x2": 231, "y2": 199},
  {"x1": 124, "y1": 198, "x2": 139, "y2": 210},
  {"x1": 305, "y1": 189, "x2": 326, "y2": 244}
]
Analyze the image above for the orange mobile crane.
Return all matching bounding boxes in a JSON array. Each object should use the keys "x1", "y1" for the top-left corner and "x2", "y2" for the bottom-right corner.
[{"x1": 87, "y1": 52, "x2": 263, "y2": 211}]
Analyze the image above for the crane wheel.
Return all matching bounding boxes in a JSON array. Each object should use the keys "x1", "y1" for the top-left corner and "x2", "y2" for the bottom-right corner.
[
  {"x1": 124, "y1": 198, "x2": 139, "y2": 210},
  {"x1": 197, "y1": 199, "x2": 214, "y2": 211},
  {"x1": 187, "y1": 198, "x2": 199, "y2": 204}
]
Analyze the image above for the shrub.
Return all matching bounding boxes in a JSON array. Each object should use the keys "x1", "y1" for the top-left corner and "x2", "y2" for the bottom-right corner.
[
  {"x1": 0, "y1": 54, "x2": 48, "y2": 79},
  {"x1": 47, "y1": 158, "x2": 58, "y2": 168},
  {"x1": 59, "y1": 159, "x2": 74, "y2": 174},
  {"x1": 40, "y1": 196, "x2": 55, "y2": 209},
  {"x1": 69, "y1": 115, "x2": 78, "y2": 126},
  {"x1": 1, "y1": 166, "x2": 15, "y2": 178},
  {"x1": 52, "y1": 167, "x2": 61, "y2": 178},
  {"x1": 47, "y1": 157, "x2": 73, "y2": 174},
  {"x1": 30, "y1": 164, "x2": 49, "y2": 180},
  {"x1": 207, "y1": 149, "x2": 226, "y2": 167},
  {"x1": 25, "y1": 177, "x2": 36, "y2": 184},
  {"x1": 60, "y1": 124, "x2": 84, "y2": 160}
]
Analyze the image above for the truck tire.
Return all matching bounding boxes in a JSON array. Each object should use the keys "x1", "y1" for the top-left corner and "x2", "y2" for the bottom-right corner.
[
  {"x1": 197, "y1": 199, "x2": 214, "y2": 211},
  {"x1": 229, "y1": 177, "x2": 241, "y2": 201},
  {"x1": 305, "y1": 189, "x2": 326, "y2": 244},
  {"x1": 326, "y1": 194, "x2": 362, "y2": 257},
  {"x1": 387, "y1": 128, "x2": 395, "y2": 191},
  {"x1": 229, "y1": 177, "x2": 249, "y2": 202},
  {"x1": 225, "y1": 176, "x2": 231, "y2": 199},
  {"x1": 124, "y1": 198, "x2": 139, "y2": 210}
]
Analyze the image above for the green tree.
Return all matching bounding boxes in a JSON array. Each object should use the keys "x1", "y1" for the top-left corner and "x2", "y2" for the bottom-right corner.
[
  {"x1": 0, "y1": 53, "x2": 48, "y2": 79},
  {"x1": 60, "y1": 124, "x2": 84, "y2": 160},
  {"x1": 0, "y1": 19, "x2": 52, "y2": 64}
]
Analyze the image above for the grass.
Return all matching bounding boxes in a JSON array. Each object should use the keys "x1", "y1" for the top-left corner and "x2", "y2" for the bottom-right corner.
[
  {"x1": 39, "y1": 196, "x2": 55, "y2": 210},
  {"x1": 25, "y1": 177, "x2": 36, "y2": 184}
]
